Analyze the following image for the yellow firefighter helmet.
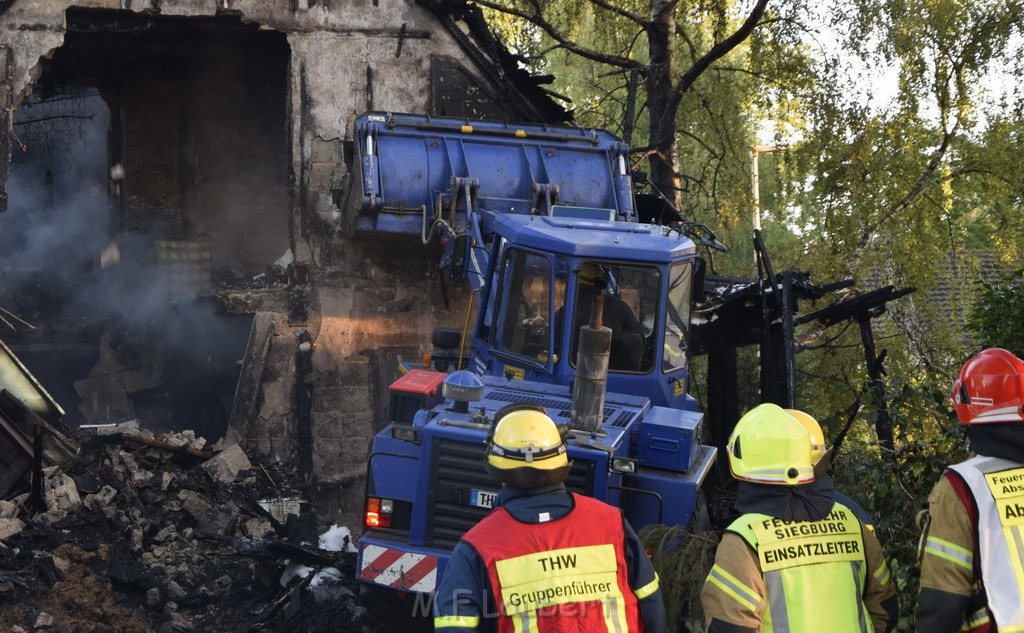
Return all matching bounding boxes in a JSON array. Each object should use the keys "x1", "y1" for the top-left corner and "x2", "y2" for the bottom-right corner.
[
  {"x1": 785, "y1": 408, "x2": 828, "y2": 466},
  {"x1": 486, "y1": 405, "x2": 569, "y2": 487},
  {"x1": 728, "y1": 403, "x2": 814, "y2": 486}
]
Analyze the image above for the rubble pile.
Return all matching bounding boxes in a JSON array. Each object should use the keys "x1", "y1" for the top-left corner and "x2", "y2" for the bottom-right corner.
[{"x1": 0, "y1": 426, "x2": 367, "y2": 633}]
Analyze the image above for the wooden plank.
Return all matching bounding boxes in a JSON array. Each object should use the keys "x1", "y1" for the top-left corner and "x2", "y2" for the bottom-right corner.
[{"x1": 227, "y1": 313, "x2": 275, "y2": 437}]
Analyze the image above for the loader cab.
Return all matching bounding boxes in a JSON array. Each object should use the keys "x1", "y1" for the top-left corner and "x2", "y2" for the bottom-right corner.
[{"x1": 472, "y1": 215, "x2": 699, "y2": 410}]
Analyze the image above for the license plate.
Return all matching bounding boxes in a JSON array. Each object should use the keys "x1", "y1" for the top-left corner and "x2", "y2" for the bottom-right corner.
[{"x1": 470, "y1": 489, "x2": 497, "y2": 508}]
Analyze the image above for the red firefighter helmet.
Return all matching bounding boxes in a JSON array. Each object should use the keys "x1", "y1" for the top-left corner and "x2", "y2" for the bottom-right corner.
[{"x1": 950, "y1": 348, "x2": 1024, "y2": 425}]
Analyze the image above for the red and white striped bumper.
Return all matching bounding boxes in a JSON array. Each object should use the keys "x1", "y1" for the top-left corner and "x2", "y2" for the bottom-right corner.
[{"x1": 359, "y1": 543, "x2": 439, "y2": 593}]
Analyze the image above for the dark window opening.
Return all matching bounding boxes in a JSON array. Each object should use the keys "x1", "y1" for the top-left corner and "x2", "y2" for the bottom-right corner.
[{"x1": 0, "y1": 10, "x2": 290, "y2": 439}]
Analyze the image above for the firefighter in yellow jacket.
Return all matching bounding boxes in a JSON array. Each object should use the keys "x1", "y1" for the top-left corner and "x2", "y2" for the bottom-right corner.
[
  {"x1": 916, "y1": 347, "x2": 1024, "y2": 633},
  {"x1": 701, "y1": 403, "x2": 897, "y2": 633}
]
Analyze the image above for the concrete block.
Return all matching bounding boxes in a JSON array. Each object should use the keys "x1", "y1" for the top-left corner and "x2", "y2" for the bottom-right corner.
[
  {"x1": 0, "y1": 517, "x2": 25, "y2": 541},
  {"x1": 0, "y1": 500, "x2": 18, "y2": 519},
  {"x1": 33, "y1": 509, "x2": 67, "y2": 527},
  {"x1": 179, "y1": 490, "x2": 211, "y2": 521},
  {"x1": 84, "y1": 485, "x2": 118, "y2": 511},
  {"x1": 309, "y1": 137, "x2": 335, "y2": 163},
  {"x1": 202, "y1": 444, "x2": 253, "y2": 483},
  {"x1": 44, "y1": 473, "x2": 81, "y2": 513},
  {"x1": 243, "y1": 517, "x2": 274, "y2": 540}
]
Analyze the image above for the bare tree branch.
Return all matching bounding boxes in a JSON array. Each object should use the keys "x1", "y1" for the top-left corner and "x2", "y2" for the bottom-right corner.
[
  {"x1": 470, "y1": 0, "x2": 641, "y2": 68},
  {"x1": 666, "y1": 0, "x2": 769, "y2": 120},
  {"x1": 846, "y1": 124, "x2": 963, "y2": 274},
  {"x1": 14, "y1": 114, "x2": 96, "y2": 126},
  {"x1": 585, "y1": 0, "x2": 646, "y2": 27},
  {"x1": 673, "y1": 18, "x2": 701, "y2": 63}
]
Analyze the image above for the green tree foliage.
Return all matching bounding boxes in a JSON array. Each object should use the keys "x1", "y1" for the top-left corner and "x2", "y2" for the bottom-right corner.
[
  {"x1": 474, "y1": 0, "x2": 1024, "y2": 628},
  {"x1": 761, "y1": 0, "x2": 1024, "y2": 436},
  {"x1": 789, "y1": 0, "x2": 1024, "y2": 275},
  {"x1": 468, "y1": 0, "x2": 788, "y2": 233},
  {"x1": 967, "y1": 267, "x2": 1024, "y2": 355}
]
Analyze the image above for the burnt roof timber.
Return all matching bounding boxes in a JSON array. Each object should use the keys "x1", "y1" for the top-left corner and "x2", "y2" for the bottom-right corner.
[
  {"x1": 690, "y1": 273, "x2": 913, "y2": 354},
  {"x1": 796, "y1": 285, "x2": 917, "y2": 327},
  {"x1": 416, "y1": 0, "x2": 573, "y2": 124}
]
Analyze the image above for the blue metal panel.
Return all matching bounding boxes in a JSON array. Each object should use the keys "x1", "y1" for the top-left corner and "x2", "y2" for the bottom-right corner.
[
  {"x1": 637, "y1": 407, "x2": 704, "y2": 472},
  {"x1": 352, "y1": 112, "x2": 635, "y2": 234},
  {"x1": 621, "y1": 446, "x2": 718, "y2": 527},
  {"x1": 492, "y1": 215, "x2": 696, "y2": 262}
]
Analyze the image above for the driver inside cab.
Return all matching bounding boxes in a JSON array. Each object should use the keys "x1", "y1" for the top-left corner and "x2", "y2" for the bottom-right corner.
[{"x1": 554, "y1": 263, "x2": 645, "y2": 371}]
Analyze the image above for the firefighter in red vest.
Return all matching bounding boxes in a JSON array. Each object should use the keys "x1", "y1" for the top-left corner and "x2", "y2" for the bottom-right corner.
[
  {"x1": 433, "y1": 403, "x2": 667, "y2": 632},
  {"x1": 916, "y1": 347, "x2": 1024, "y2": 632}
]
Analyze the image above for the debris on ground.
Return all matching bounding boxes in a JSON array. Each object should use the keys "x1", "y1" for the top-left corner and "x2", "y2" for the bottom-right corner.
[{"x1": 0, "y1": 427, "x2": 368, "y2": 633}]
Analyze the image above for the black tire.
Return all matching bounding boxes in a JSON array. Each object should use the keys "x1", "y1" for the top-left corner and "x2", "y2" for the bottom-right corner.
[{"x1": 360, "y1": 585, "x2": 434, "y2": 633}]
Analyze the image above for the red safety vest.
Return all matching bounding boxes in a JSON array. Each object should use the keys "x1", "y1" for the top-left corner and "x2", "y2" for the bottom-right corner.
[{"x1": 461, "y1": 493, "x2": 642, "y2": 632}]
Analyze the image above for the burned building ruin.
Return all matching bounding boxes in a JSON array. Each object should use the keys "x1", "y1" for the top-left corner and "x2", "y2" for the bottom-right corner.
[{"x1": 0, "y1": 0, "x2": 569, "y2": 533}]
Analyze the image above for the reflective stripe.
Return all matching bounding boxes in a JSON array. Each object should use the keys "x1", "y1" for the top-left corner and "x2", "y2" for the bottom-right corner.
[
  {"x1": 707, "y1": 564, "x2": 760, "y2": 611},
  {"x1": 608, "y1": 595, "x2": 623, "y2": 633},
  {"x1": 730, "y1": 507, "x2": 872, "y2": 632},
  {"x1": 872, "y1": 559, "x2": 891, "y2": 586},
  {"x1": 762, "y1": 564, "x2": 869, "y2": 633},
  {"x1": 950, "y1": 457, "x2": 1024, "y2": 627},
  {"x1": 435, "y1": 615, "x2": 481, "y2": 629},
  {"x1": 924, "y1": 535, "x2": 974, "y2": 570},
  {"x1": 1009, "y1": 525, "x2": 1024, "y2": 597},
  {"x1": 851, "y1": 561, "x2": 870, "y2": 633},
  {"x1": 512, "y1": 609, "x2": 532, "y2": 633},
  {"x1": 764, "y1": 570, "x2": 790, "y2": 632},
  {"x1": 743, "y1": 467, "x2": 814, "y2": 482},
  {"x1": 960, "y1": 607, "x2": 990, "y2": 631},
  {"x1": 634, "y1": 572, "x2": 660, "y2": 600}
]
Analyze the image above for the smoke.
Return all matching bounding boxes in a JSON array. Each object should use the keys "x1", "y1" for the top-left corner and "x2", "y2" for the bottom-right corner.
[
  {"x1": 2, "y1": 91, "x2": 111, "y2": 296},
  {"x1": 1, "y1": 89, "x2": 247, "y2": 384}
]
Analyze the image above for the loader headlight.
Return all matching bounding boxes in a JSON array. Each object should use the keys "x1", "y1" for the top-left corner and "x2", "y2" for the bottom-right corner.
[
  {"x1": 610, "y1": 457, "x2": 637, "y2": 474},
  {"x1": 391, "y1": 425, "x2": 419, "y2": 442}
]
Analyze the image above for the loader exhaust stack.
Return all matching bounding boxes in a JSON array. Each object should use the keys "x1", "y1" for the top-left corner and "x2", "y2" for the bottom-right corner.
[{"x1": 571, "y1": 296, "x2": 610, "y2": 432}]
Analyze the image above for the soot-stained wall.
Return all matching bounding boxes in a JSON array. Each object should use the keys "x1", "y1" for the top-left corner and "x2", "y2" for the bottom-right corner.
[{"x1": 0, "y1": 0, "x2": 559, "y2": 532}]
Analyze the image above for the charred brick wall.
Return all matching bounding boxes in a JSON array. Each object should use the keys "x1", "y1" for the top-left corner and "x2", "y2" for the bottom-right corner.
[{"x1": 122, "y1": 77, "x2": 184, "y2": 235}]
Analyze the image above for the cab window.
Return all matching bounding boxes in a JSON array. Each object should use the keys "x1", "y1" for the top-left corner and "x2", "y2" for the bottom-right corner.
[
  {"x1": 495, "y1": 249, "x2": 552, "y2": 360},
  {"x1": 567, "y1": 262, "x2": 659, "y2": 373},
  {"x1": 663, "y1": 261, "x2": 692, "y2": 373}
]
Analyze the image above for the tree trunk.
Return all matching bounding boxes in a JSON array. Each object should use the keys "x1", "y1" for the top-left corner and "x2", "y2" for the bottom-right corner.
[{"x1": 646, "y1": 1, "x2": 680, "y2": 210}]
